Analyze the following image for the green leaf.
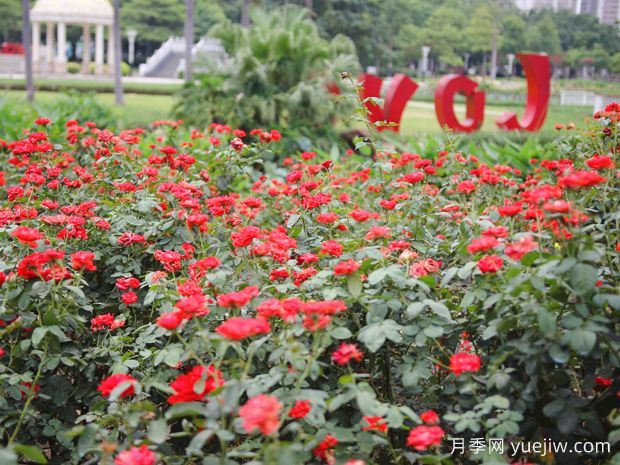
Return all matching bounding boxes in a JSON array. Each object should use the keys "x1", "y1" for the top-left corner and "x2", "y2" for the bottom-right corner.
[
  {"x1": 406, "y1": 302, "x2": 425, "y2": 318},
  {"x1": 367, "y1": 268, "x2": 388, "y2": 285},
  {"x1": 358, "y1": 320, "x2": 402, "y2": 352},
  {"x1": 358, "y1": 323, "x2": 386, "y2": 353},
  {"x1": 286, "y1": 214, "x2": 300, "y2": 228},
  {"x1": 147, "y1": 418, "x2": 168, "y2": 444},
  {"x1": 0, "y1": 449, "x2": 17, "y2": 465},
  {"x1": 425, "y1": 299, "x2": 452, "y2": 321},
  {"x1": 543, "y1": 399, "x2": 564, "y2": 418},
  {"x1": 566, "y1": 329, "x2": 596, "y2": 355},
  {"x1": 328, "y1": 389, "x2": 356, "y2": 412},
  {"x1": 186, "y1": 430, "x2": 213, "y2": 456},
  {"x1": 13, "y1": 444, "x2": 48, "y2": 464},
  {"x1": 77, "y1": 424, "x2": 97, "y2": 458},
  {"x1": 347, "y1": 274, "x2": 363, "y2": 298},
  {"x1": 330, "y1": 327, "x2": 352, "y2": 340},
  {"x1": 31, "y1": 327, "x2": 47, "y2": 347},
  {"x1": 570, "y1": 263, "x2": 597, "y2": 296},
  {"x1": 165, "y1": 402, "x2": 208, "y2": 419},
  {"x1": 536, "y1": 308, "x2": 556, "y2": 334}
]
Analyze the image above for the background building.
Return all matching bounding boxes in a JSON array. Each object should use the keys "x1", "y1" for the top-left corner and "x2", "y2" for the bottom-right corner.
[{"x1": 515, "y1": 0, "x2": 620, "y2": 24}]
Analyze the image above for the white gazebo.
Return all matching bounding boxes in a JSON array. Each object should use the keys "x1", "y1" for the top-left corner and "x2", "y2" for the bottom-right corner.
[{"x1": 30, "y1": 0, "x2": 114, "y2": 75}]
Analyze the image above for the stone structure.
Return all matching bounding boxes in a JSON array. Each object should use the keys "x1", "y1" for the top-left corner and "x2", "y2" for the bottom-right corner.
[{"x1": 30, "y1": 0, "x2": 114, "y2": 75}]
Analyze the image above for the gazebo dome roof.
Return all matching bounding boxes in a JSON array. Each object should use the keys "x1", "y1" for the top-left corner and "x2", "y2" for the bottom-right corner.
[{"x1": 30, "y1": 0, "x2": 113, "y2": 25}]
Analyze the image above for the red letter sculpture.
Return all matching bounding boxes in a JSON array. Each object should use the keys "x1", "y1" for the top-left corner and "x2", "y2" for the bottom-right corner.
[
  {"x1": 360, "y1": 73, "x2": 418, "y2": 132},
  {"x1": 435, "y1": 75, "x2": 485, "y2": 133},
  {"x1": 496, "y1": 53, "x2": 550, "y2": 132}
]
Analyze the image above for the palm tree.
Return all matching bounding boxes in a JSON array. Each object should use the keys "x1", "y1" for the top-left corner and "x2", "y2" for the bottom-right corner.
[
  {"x1": 208, "y1": 6, "x2": 358, "y2": 128},
  {"x1": 113, "y1": 0, "x2": 123, "y2": 105},
  {"x1": 21, "y1": 0, "x2": 34, "y2": 102},
  {"x1": 185, "y1": 0, "x2": 194, "y2": 81}
]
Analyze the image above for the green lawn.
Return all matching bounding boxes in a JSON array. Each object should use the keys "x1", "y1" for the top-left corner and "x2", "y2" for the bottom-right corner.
[
  {"x1": 399, "y1": 101, "x2": 594, "y2": 135},
  {"x1": 0, "y1": 77, "x2": 181, "y2": 95},
  {"x1": 1, "y1": 88, "x2": 593, "y2": 136},
  {"x1": 1, "y1": 89, "x2": 175, "y2": 128}
]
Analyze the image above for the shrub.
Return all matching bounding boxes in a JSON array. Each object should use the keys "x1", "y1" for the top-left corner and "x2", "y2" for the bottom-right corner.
[
  {"x1": 0, "y1": 92, "x2": 115, "y2": 141},
  {"x1": 67, "y1": 62, "x2": 81, "y2": 74},
  {"x1": 0, "y1": 106, "x2": 618, "y2": 465}
]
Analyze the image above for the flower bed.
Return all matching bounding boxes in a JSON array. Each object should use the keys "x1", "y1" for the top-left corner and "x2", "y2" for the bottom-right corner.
[{"x1": 0, "y1": 111, "x2": 618, "y2": 465}]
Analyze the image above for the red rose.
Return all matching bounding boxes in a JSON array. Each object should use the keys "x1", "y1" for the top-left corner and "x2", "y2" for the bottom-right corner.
[
  {"x1": 11, "y1": 226, "x2": 45, "y2": 248},
  {"x1": 558, "y1": 170, "x2": 606, "y2": 189},
  {"x1": 449, "y1": 352, "x2": 481, "y2": 376},
  {"x1": 585, "y1": 155, "x2": 614, "y2": 170},
  {"x1": 70, "y1": 251, "x2": 96, "y2": 271},
  {"x1": 406, "y1": 425, "x2": 444, "y2": 451},
  {"x1": 333, "y1": 259, "x2": 360, "y2": 276},
  {"x1": 289, "y1": 400, "x2": 311, "y2": 419},
  {"x1": 362, "y1": 416, "x2": 388, "y2": 433},
  {"x1": 467, "y1": 237, "x2": 500, "y2": 254},
  {"x1": 167, "y1": 365, "x2": 224, "y2": 404},
  {"x1": 157, "y1": 311, "x2": 184, "y2": 330},
  {"x1": 477, "y1": 255, "x2": 503, "y2": 273},
  {"x1": 313, "y1": 435, "x2": 338, "y2": 462},
  {"x1": 320, "y1": 240, "x2": 343, "y2": 257},
  {"x1": 215, "y1": 317, "x2": 271, "y2": 340},
  {"x1": 239, "y1": 394, "x2": 282, "y2": 435},
  {"x1": 121, "y1": 291, "x2": 138, "y2": 305},
  {"x1": 332, "y1": 343, "x2": 363, "y2": 365},
  {"x1": 98, "y1": 373, "x2": 137, "y2": 399},
  {"x1": 420, "y1": 410, "x2": 440, "y2": 425},
  {"x1": 114, "y1": 445, "x2": 156, "y2": 465},
  {"x1": 216, "y1": 285, "x2": 259, "y2": 308}
]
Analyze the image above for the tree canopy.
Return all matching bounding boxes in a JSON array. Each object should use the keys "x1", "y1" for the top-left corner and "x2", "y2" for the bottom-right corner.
[{"x1": 6, "y1": 0, "x2": 620, "y2": 75}]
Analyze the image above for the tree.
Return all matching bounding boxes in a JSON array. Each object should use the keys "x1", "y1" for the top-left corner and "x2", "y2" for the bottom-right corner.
[
  {"x1": 526, "y1": 13, "x2": 561, "y2": 56},
  {"x1": 610, "y1": 52, "x2": 620, "y2": 75},
  {"x1": 0, "y1": 0, "x2": 22, "y2": 42},
  {"x1": 314, "y1": 0, "x2": 385, "y2": 69},
  {"x1": 500, "y1": 14, "x2": 526, "y2": 54},
  {"x1": 121, "y1": 0, "x2": 184, "y2": 45},
  {"x1": 465, "y1": 4, "x2": 499, "y2": 76},
  {"x1": 194, "y1": 0, "x2": 227, "y2": 39},
  {"x1": 421, "y1": 6, "x2": 468, "y2": 68}
]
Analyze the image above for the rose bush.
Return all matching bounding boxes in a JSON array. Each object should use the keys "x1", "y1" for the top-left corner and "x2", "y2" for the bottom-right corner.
[{"x1": 0, "y1": 104, "x2": 618, "y2": 465}]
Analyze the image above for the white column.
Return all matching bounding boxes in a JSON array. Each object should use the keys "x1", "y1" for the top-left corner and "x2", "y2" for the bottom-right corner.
[
  {"x1": 56, "y1": 22, "x2": 67, "y2": 73},
  {"x1": 32, "y1": 22, "x2": 41, "y2": 73},
  {"x1": 95, "y1": 24, "x2": 104, "y2": 74},
  {"x1": 45, "y1": 22, "x2": 54, "y2": 73},
  {"x1": 107, "y1": 25, "x2": 114, "y2": 75},
  {"x1": 82, "y1": 24, "x2": 91, "y2": 74}
]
